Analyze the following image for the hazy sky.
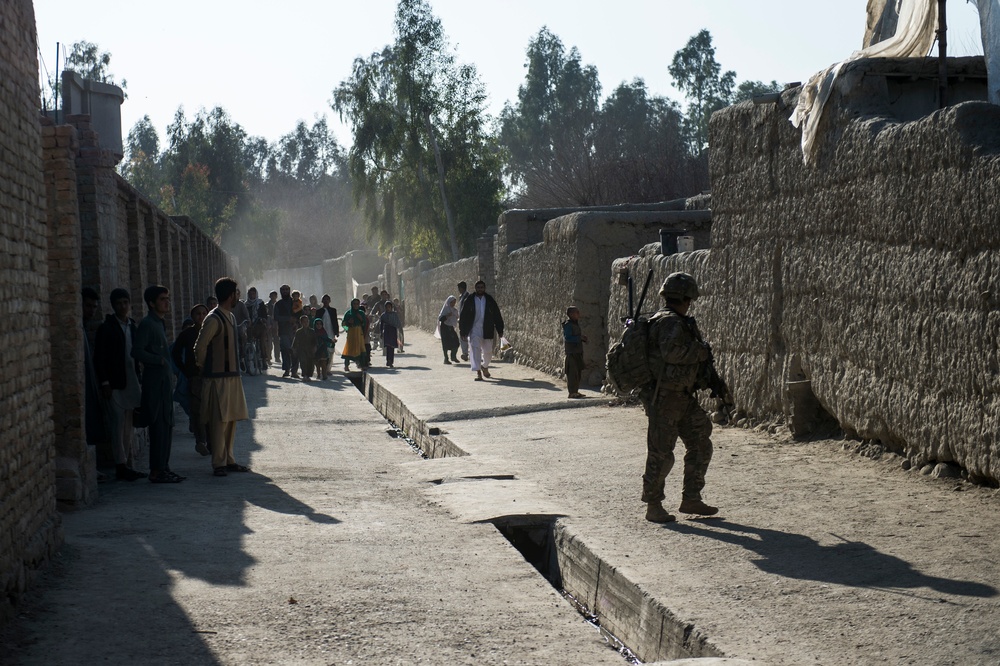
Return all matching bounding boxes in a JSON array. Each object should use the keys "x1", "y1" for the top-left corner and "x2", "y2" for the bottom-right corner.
[{"x1": 34, "y1": 0, "x2": 985, "y2": 147}]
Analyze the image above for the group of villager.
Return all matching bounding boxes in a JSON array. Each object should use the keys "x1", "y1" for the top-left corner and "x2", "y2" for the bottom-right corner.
[{"x1": 84, "y1": 278, "x2": 251, "y2": 483}]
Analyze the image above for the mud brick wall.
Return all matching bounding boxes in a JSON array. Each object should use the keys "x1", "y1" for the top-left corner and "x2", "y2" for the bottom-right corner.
[
  {"x1": 0, "y1": 0, "x2": 63, "y2": 623},
  {"x1": 495, "y1": 211, "x2": 711, "y2": 386},
  {"x1": 671, "y1": 57, "x2": 1000, "y2": 483},
  {"x1": 399, "y1": 257, "x2": 479, "y2": 332}
]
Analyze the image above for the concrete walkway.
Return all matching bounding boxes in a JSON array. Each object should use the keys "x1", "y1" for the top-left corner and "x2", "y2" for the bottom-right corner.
[
  {"x1": 363, "y1": 331, "x2": 1000, "y2": 665},
  {"x1": 3, "y1": 329, "x2": 1000, "y2": 665}
]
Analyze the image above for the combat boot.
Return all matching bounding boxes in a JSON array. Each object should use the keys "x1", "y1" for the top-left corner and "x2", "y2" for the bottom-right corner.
[
  {"x1": 678, "y1": 499, "x2": 718, "y2": 516},
  {"x1": 645, "y1": 502, "x2": 676, "y2": 523}
]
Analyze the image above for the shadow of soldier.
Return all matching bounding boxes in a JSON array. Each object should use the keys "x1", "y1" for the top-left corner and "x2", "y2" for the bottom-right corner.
[{"x1": 672, "y1": 519, "x2": 998, "y2": 598}]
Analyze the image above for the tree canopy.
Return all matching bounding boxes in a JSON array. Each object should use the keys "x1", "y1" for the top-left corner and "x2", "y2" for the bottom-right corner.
[
  {"x1": 333, "y1": 0, "x2": 503, "y2": 262},
  {"x1": 500, "y1": 28, "x2": 708, "y2": 208},
  {"x1": 669, "y1": 29, "x2": 782, "y2": 154},
  {"x1": 105, "y1": 23, "x2": 785, "y2": 274}
]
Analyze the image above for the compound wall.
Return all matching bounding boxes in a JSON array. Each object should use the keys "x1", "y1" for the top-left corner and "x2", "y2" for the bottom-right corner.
[
  {"x1": 495, "y1": 209, "x2": 711, "y2": 386},
  {"x1": 636, "y1": 56, "x2": 1000, "y2": 483}
]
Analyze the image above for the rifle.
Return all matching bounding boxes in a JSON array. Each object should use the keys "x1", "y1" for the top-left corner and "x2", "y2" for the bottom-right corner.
[{"x1": 701, "y1": 348, "x2": 735, "y2": 423}]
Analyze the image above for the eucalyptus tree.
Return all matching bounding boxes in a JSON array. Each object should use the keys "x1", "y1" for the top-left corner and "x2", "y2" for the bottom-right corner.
[
  {"x1": 334, "y1": 0, "x2": 503, "y2": 261},
  {"x1": 593, "y1": 79, "x2": 705, "y2": 203},
  {"x1": 669, "y1": 30, "x2": 783, "y2": 155},
  {"x1": 499, "y1": 27, "x2": 602, "y2": 207}
]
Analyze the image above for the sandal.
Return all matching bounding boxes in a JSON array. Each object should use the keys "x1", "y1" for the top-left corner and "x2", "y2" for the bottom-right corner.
[
  {"x1": 225, "y1": 464, "x2": 251, "y2": 473},
  {"x1": 150, "y1": 472, "x2": 183, "y2": 484},
  {"x1": 213, "y1": 467, "x2": 228, "y2": 477}
]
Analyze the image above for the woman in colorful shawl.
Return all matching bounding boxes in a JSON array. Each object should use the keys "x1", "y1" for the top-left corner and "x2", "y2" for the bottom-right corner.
[
  {"x1": 379, "y1": 301, "x2": 404, "y2": 368},
  {"x1": 437, "y1": 295, "x2": 460, "y2": 364},
  {"x1": 340, "y1": 298, "x2": 369, "y2": 371}
]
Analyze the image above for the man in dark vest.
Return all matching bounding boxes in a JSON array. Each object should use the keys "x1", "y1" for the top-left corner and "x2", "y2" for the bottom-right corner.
[{"x1": 195, "y1": 277, "x2": 251, "y2": 477}]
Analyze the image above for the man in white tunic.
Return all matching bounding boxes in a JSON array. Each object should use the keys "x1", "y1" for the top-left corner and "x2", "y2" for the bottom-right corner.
[
  {"x1": 195, "y1": 277, "x2": 251, "y2": 477},
  {"x1": 458, "y1": 280, "x2": 505, "y2": 381}
]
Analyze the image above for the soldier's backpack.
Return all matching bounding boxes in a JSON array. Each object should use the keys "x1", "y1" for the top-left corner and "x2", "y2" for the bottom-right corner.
[{"x1": 606, "y1": 314, "x2": 660, "y2": 395}]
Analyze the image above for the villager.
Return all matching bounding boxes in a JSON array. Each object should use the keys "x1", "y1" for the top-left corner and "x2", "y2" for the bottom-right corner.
[
  {"x1": 641, "y1": 272, "x2": 717, "y2": 523},
  {"x1": 562, "y1": 306, "x2": 588, "y2": 399},
  {"x1": 308, "y1": 294, "x2": 319, "y2": 315},
  {"x1": 341, "y1": 298, "x2": 369, "y2": 371},
  {"x1": 393, "y1": 298, "x2": 404, "y2": 326},
  {"x1": 245, "y1": 287, "x2": 269, "y2": 365},
  {"x1": 314, "y1": 318, "x2": 334, "y2": 380},
  {"x1": 171, "y1": 303, "x2": 211, "y2": 457},
  {"x1": 437, "y1": 295, "x2": 460, "y2": 364},
  {"x1": 364, "y1": 286, "x2": 380, "y2": 311},
  {"x1": 379, "y1": 302, "x2": 404, "y2": 368},
  {"x1": 315, "y1": 294, "x2": 339, "y2": 378},
  {"x1": 194, "y1": 277, "x2": 251, "y2": 477},
  {"x1": 93, "y1": 287, "x2": 145, "y2": 480},
  {"x1": 457, "y1": 281, "x2": 471, "y2": 361},
  {"x1": 206, "y1": 295, "x2": 219, "y2": 311},
  {"x1": 293, "y1": 315, "x2": 318, "y2": 381},
  {"x1": 267, "y1": 290, "x2": 280, "y2": 364},
  {"x1": 458, "y1": 280, "x2": 504, "y2": 381},
  {"x1": 133, "y1": 285, "x2": 183, "y2": 484},
  {"x1": 275, "y1": 285, "x2": 299, "y2": 378},
  {"x1": 232, "y1": 288, "x2": 251, "y2": 368},
  {"x1": 252, "y1": 300, "x2": 271, "y2": 366},
  {"x1": 233, "y1": 289, "x2": 251, "y2": 329}
]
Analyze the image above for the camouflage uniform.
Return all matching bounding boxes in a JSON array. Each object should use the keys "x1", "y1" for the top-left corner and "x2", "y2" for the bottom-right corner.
[{"x1": 640, "y1": 308, "x2": 713, "y2": 504}]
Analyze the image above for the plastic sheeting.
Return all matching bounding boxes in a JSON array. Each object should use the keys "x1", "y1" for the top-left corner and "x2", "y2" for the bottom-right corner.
[
  {"x1": 979, "y1": 0, "x2": 1000, "y2": 104},
  {"x1": 791, "y1": 0, "x2": 938, "y2": 164}
]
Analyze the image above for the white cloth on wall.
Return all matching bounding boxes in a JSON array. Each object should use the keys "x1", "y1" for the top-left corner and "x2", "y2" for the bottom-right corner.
[
  {"x1": 791, "y1": 0, "x2": 939, "y2": 164},
  {"x1": 979, "y1": 0, "x2": 1000, "y2": 104}
]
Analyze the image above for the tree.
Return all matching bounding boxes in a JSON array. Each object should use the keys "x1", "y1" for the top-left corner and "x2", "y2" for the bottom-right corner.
[
  {"x1": 260, "y1": 118, "x2": 369, "y2": 267},
  {"x1": 593, "y1": 80, "x2": 706, "y2": 203},
  {"x1": 499, "y1": 28, "x2": 602, "y2": 207},
  {"x1": 120, "y1": 115, "x2": 161, "y2": 199},
  {"x1": 668, "y1": 29, "x2": 735, "y2": 155},
  {"x1": 334, "y1": 0, "x2": 504, "y2": 261}
]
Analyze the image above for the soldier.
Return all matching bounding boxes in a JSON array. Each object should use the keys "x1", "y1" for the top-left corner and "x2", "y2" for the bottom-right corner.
[{"x1": 641, "y1": 272, "x2": 718, "y2": 523}]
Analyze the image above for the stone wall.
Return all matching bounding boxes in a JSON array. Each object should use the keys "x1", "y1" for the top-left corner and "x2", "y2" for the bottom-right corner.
[
  {"x1": 0, "y1": 0, "x2": 62, "y2": 623},
  {"x1": 636, "y1": 56, "x2": 1000, "y2": 483}
]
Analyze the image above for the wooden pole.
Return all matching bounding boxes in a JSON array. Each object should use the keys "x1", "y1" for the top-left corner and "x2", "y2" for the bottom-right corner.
[{"x1": 938, "y1": 0, "x2": 948, "y2": 109}]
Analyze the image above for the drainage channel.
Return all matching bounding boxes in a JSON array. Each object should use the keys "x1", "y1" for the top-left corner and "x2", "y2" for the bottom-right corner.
[
  {"x1": 493, "y1": 516, "x2": 640, "y2": 665},
  {"x1": 349, "y1": 372, "x2": 427, "y2": 459},
  {"x1": 352, "y1": 371, "x2": 726, "y2": 663}
]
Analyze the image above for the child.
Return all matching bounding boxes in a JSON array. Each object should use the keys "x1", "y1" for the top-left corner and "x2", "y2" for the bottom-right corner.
[
  {"x1": 562, "y1": 306, "x2": 587, "y2": 398},
  {"x1": 379, "y1": 302, "x2": 404, "y2": 368},
  {"x1": 314, "y1": 318, "x2": 333, "y2": 380},
  {"x1": 292, "y1": 314, "x2": 317, "y2": 381}
]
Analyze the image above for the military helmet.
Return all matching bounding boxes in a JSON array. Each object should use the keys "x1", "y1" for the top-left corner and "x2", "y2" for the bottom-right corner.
[{"x1": 659, "y1": 272, "x2": 700, "y2": 301}]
